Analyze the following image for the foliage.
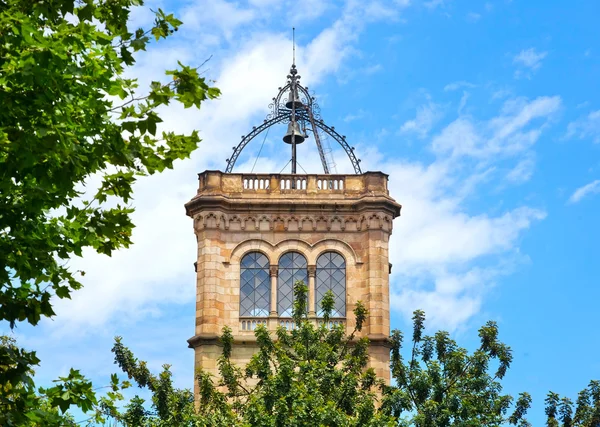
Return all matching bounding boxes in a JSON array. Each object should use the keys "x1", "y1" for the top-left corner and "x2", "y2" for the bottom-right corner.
[
  {"x1": 0, "y1": 0, "x2": 219, "y2": 330},
  {"x1": 108, "y1": 284, "x2": 600, "y2": 426},
  {"x1": 112, "y1": 282, "x2": 397, "y2": 426},
  {"x1": 544, "y1": 383, "x2": 600, "y2": 427},
  {"x1": 0, "y1": 0, "x2": 218, "y2": 424},
  {"x1": 382, "y1": 309, "x2": 531, "y2": 426},
  {"x1": 4, "y1": 284, "x2": 598, "y2": 425},
  {"x1": 0, "y1": 335, "x2": 130, "y2": 426}
]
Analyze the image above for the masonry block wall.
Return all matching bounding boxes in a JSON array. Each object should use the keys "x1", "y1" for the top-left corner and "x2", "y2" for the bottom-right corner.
[{"x1": 185, "y1": 171, "x2": 401, "y2": 395}]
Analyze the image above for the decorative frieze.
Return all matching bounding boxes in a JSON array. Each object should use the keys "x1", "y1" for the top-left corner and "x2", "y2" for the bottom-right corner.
[{"x1": 193, "y1": 212, "x2": 394, "y2": 233}]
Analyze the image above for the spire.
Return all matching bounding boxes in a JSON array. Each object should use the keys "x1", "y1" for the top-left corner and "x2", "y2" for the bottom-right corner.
[
  {"x1": 284, "y1": 27, "x2": 305, "y2": 175},
  {"x1": 292, "y1": 27, "x2": 296, "y2": 67}
]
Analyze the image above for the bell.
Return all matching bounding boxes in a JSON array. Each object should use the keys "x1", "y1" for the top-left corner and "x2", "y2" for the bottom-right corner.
[
  {"x1": 285, "y1": 88, "x2": 304, "y2": 110},
  {"x1": 283, "y1": 121, "x2": 305, "y2": 144}
]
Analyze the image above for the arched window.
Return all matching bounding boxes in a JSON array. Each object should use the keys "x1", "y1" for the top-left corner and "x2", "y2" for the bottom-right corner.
[
  {"x1": 316, "y1": 252, "x2": 346, "y2": 317},
  {"x1": 240, "y1": 252, "x2": 270, "y2": 317},
  {"x1": 278, "y1": 252, "x2": 308, "y2": 317}
]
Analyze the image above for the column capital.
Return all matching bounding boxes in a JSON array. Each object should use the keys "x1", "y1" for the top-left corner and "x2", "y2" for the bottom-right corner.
[
  {"x1": 307, "y1": 265, "x2": 317, "y2": 277},
  {"x1": 269, "y1": 265, "x2": 279, "y2": 277}
]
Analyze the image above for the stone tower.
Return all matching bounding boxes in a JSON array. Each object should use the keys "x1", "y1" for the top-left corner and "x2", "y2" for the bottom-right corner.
[{"x1": 185, "y1": 61, "x2": 401, "y2": 395}]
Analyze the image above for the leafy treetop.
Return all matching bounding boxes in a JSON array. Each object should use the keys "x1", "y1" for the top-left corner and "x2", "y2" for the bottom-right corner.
[
  {"x1": 0, "y1": 0, "x2": 220, "y2": 328},
  {"x1": 3, "y1": 284, "x2": 598, "y2": 425}
]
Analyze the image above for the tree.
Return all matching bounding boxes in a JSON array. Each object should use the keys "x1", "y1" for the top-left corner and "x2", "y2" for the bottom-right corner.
[
  {"x1": 0, "y1": 0, "x2": 219, "y2": 329},
  {"x1": 105, "y1": 283, "x2": 532, "y2": 426},
  {"x1": 0, "y1": 334, "x2": 120, "y2": 426},
  {"x1": 544, "y1": 383, "x2": 600, "y2": 427},
  {"x1": 383, "y1": 309, "x2": 532, "y2": 426},
  {"x1": 5, "y1": 283, "x2": 597, "y2": 425},
  {"x1": 111, "y1": 283, "x2": 398, "y2": 426},
  {"x1": 0, "y1": 0, "x2": 218, "y2": 423}
]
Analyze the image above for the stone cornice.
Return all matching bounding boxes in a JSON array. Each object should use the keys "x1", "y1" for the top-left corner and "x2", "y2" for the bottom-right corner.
[
  {"x1": 185, "y1": 194, "x2": 401, "y2": 218},
  {"x1": 187, "y1": 333, "x2": 392, "y2": 349},
  {"x1": 185, "y1": 170, "x2": 402, "y2": 219}
]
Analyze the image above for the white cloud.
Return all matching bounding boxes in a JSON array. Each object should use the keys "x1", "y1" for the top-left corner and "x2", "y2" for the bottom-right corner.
[
  {"x1": 506, "y1": 155, "x2": 535, "y2": 183},
  {"x1": 514, "y1": 48, "x2": 547, "y2": 69},
  {"x1": 388, "y1": 171, "x2": 544, "y2": 266},
  {"x1": 302, "y1": 0, "x2": 408, "y2": 80},
  {"x1": 393, "y1": 287, "x2": 482, "y2": 331},
  {"x1": 179, "y1": 0, "x2": 334, "y2": 47},
  {"x1": 458, "y1": 91, "x2": 469, "y2": 114},
  {"x1": 128, "y1": 0, "x2": 160, "y2": 29},
  {"x1": 568, "y1": 180, "x2": 600, "y2": 204},
  {"x1": 444, "y1": 81, "x2": 475, "y2": 91},
  {"x1": 432, "y1": 96, "x2": 561, "y2": 159},
  {"x1": 399, "y1": 102, "x2": 443, "y2": 138},
  {"x1": 363, "y1": 64, "x2": 383, "y2": 74},
  {"x1": 491, "y1": 88, "x2": 513, "y2": 101},
  {"x1": 424, "y1": 0, "x2": 445, "y2": 9},
  {"x1": 286, "y1": 0, "x2": 332, "y2": 23},
  {"x1": 513, "y1": 48, "x2": 547, "y2": 79},
  {"x1": 565, "y1": 110, "x2": 600, "y2": 143},
  {"x1": 382, "y1": 154, "x2": 546, "y2": 330},
  {"x1": 466, "y1": 12, "x2": 481, "y2": 22},
  {"x1": 376, "y1": 95, "x2": 558, "y2": 329},
  {"x1": 181, "y1": 0, "x2": 256, "y2": 41},
  {"x1": 344, "y1": 109, "x2": 368, "y2": 122},
  {"x1": 371, "y1": 95, "x2": 558, "y2": 330}
]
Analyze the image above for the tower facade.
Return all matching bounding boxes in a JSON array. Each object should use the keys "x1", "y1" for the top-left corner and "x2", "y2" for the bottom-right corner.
[{"x1": 185, "y1": 63, "x2": 401, "y2": 395}]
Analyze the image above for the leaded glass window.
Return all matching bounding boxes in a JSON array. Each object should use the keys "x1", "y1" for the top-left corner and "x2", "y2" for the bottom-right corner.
[
  {"x1": 316, "y1": 252, "x2": 346, "y2": 317},
  {"x1": 277, "y1": 252, "x2": 308, "y2": 317},
  {"x1": 240, "y1": 252, "x2": 270, "y2": 317}
]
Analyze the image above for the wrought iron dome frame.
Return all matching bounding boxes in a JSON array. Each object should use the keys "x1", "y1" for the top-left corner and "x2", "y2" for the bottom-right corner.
[{"x1": 224, "y1": 64, "x2": 362, "y2": 174}]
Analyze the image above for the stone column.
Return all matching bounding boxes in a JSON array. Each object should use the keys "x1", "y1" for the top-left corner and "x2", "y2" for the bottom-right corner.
[
  {"x1": 308, "y1": 265, "x2": 317, "y2": 317},
  {"x1": 269, "y1": 265, "x2": 278, "y2": 331}
]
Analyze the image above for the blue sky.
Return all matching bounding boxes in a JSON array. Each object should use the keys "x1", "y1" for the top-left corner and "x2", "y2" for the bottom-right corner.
[{"x1": 5, "y1": 0, "x2": 600, "y2": 424}]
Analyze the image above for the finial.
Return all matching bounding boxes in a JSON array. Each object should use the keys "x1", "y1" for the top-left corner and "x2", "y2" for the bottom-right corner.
[{"x1": 292, "y1": 27, "x2": 296, "y2": 66}]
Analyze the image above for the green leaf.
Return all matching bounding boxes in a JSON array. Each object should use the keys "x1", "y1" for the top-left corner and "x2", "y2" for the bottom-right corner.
[
  {"x1": 108, "y1": 81, "x2": 128, "y2": 99},
  {"x1": 0, "y1": 0, "x2": 218, "y2": 422},
  {"x1": 77, "y1": 3, "x2": 93, "y2": 21},
  {"x1": 55, "y1": 286, "x2": 71, "y2": 299},
  {"x1": 122, "y1": 121, "x2": 137, "y2": 134}
]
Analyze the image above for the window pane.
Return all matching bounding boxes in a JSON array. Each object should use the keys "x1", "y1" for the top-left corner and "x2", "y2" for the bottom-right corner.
[
  {"x1": 316, "y1": 252, "x2": 346, "y2": 317},
  {"x1": 279, "y1": 253, "x2": 292, "y2": 268},
  {"x1": 256, "y1": 253, "x2": 269, "y2": 268},
  {"x1": 316, "y1": 253, "x2": 329, "y2": 268},
  {"x1": 240, "y1": 252, "x2": 270, "y2": 317},
  {"x1": 278, "y1": 252, "x2": 308, "y2": 317},
  {"x1": 331, "y1": 253, "x2": 344, "y2": 268}
]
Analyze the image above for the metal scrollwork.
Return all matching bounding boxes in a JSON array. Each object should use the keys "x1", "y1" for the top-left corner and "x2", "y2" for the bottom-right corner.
[{"x1": 225, "y1": 64, "x2": 362, "y2": 175}]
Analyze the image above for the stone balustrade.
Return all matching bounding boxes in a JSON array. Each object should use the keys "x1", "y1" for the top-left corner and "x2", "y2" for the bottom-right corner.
[
  {"x1": 238, "y1": 317, "x2": 347, "y2": 334},
  {"x1": 239, "y1": 317, "x2": 267, "y2": 332},
  {"x1": 194, "y1": 170, "x2": 390, "y2": 198}
]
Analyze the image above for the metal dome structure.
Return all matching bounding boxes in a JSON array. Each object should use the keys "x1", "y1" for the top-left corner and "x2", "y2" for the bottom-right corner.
[{"x1": 224, "y1": 59, "x2": 362, "y2": 175}]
